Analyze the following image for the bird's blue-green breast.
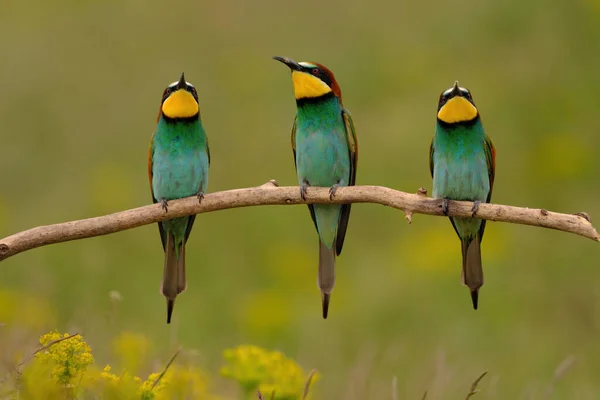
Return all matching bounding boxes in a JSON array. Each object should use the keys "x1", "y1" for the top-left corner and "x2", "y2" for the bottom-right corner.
[
  {"x1": 151, "y1": 117, "x2": 209, "y2": 242},
  {"x1": 295, "y1": 96, "x2": 350, "y2": 248},
  {"x1": 432, "y1": 121, "x2": 489, "y2": 238},
  {"x1": 432, "y1": 121, "x2": 489, "y2": 202}
]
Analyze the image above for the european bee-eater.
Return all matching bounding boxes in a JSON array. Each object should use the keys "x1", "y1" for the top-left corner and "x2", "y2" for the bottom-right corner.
[
  {"x1": 273, "y1": 56, "x2": 358, "y2": 319},
  {"x1": 148, "y1": 73, "x2": 210, "y2": 323},
  {"x1": 429, "y1": 81, "x2": 496, "y2": 309}
]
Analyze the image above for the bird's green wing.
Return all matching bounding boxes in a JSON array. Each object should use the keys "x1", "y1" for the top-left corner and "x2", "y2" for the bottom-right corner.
[
  {"x1": 335, "y1": 108, "x2": 358, "y2": 256},
  {"x1": 148, "y1": 132, "x2": 168, "y2": 251},
  {"x1": 431, "y1": 137, "x2": 462, "y2": 239},
  {"x1": 291, "y1": 117, "x2": 319, "y2": 233},
  {"x1": 478, "y1": 134, "x2": 496, "y2": 243},
  {"x1": 428, "y1": 139, "x2": 434, "y2": 178},
  {"x1": 206, "y1": 135, "x2": 211, "y2": 165},
  {"x1": 291, "y1": 116, "x2": 297, "y2": 166},
  {"x1": 184, "y1": 136, "x2": 211, "y2": 244},
  {"x1": 484, "y1": 135, "x2": 496, "y2": 202}
]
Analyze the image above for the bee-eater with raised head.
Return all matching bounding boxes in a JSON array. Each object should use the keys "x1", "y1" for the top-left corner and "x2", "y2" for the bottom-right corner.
[
  {"x1": 273, "y1": 56, "x2": 358, "y2": 319},
  {"x1": 429, "y1": 81, "x2": 496, "y2": 309},
  {"x1": 148, "y1": 73, "x2": 210, "y2": 323}
]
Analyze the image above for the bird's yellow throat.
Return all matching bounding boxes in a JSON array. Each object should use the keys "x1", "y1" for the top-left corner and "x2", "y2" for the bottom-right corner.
[
  {"x1": 291, "y1": 71, "x2": 332, "y2": 99},
  {"x1": 162, "y1": 89, "x2": 198, "y2": 118},
  {"x1": 437, "y1": 96, "x2": 478, "y2": 124}
]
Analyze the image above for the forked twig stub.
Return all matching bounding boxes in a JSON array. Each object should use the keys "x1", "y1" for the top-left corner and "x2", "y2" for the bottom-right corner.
[{"x1": 0, "y1": 181, "x2": 597, "y2": 263}]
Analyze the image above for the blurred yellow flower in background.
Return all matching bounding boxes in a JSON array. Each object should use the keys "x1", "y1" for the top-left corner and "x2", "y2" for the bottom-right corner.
[
  {"x1": 221, "y1": 345, "x2": 319, "y2": 400},
  {"x1": 0, "y1": 289, "x2": 55, "y2": 329},
  {"x1": 157, "y1": 365, "x2": 216, "y2": 400},
  {"x1": 111, "y1": 331, "x2": 151, "y2": 374}
]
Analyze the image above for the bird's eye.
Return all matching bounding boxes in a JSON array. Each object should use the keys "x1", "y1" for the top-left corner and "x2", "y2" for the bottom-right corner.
[{"x1": 312, "y1": 68, "x2": 320, "y2": 75}]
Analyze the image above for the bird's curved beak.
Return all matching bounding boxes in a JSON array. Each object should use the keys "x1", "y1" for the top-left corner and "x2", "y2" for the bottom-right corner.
[
  {"x1": 450, "y1": 80, "x2": 461, "y2": 96},
  {"x1": 176, "y1": 72, "x2": 187, "y2": 90},
  {"x1": 273, "y1": 56, "x2": 302, "y2": 71}
]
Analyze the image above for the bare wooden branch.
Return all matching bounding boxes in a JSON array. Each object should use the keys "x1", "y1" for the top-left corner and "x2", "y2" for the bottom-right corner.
[{"x1": 0, "y1": 180, "x2": 597, "y2": 263}]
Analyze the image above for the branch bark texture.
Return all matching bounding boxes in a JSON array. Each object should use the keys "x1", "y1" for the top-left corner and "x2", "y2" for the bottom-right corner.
[{"x1": 0, "y1": 180, "x2": 597, "y2": 263}]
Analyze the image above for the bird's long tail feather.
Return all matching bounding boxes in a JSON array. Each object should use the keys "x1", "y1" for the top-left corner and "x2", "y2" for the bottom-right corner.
[
  {"x1": 162, "y1": 233, "x2": 187, "y2": 323},
  {"x1": 318, "y1": 240, "x2": 336, "y2": 319},
  {"x1": 461, "y1": 235, "x2": 483, "y2": 310}
]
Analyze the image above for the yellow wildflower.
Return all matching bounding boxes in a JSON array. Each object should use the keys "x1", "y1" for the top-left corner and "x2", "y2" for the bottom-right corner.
[
  {"x1": 138, "y1": 372, "x2": 167, "y2": 400},
  {"x1": 100, "y1": 364, "x2": 121, "y2": 385},
  {"x1": 35, "y1": 331, "x2": 94, "y2": 386},
  {"x1": 221, "y1": 345, "x2": 318, "y2": 400},
  {"x1": 157, "y1": 365, "x2": 213, "y2": 399}
]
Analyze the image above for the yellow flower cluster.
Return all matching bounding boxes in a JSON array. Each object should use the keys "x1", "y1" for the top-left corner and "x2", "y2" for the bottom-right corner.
[
  {"x1": 220, "y1": 345, "x2": 319, "y2": 400},
  {"x1": 7, "y1": 331, "x2": 317, "y2": 399},
  {"x1": 36, "y1": 331, "x2": 94, "y2": 386},
  {"x1": 14, "y1": 331, "x2": 216, "y2": 400}
]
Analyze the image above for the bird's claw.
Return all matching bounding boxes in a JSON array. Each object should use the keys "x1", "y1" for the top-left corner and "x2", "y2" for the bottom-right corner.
[
  {"x1": 328, "y1": 184, "x2": 340, "y2": 200},
  {"x1": 161, "y1": 199, "x2": 169, "y2": 213},
  {"x1": 471, "y1": 200, "x2": 481, "y2": 217},
  {"x1": 442, "y1": 198, "x2": 449, "y2": 216},
  {"x1": 300, "y1": 181, "x2": 309, "y2": 201},
  {"x1": 197, "y1": 191, "x2": 205, "y2": 204}
]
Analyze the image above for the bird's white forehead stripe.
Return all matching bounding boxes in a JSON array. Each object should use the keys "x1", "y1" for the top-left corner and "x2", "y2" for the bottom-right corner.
[
  {"x1": 168, "y1": 81, "x2": 194, "y2": 88},
  {"x1": 298, "y1": 62, "x2": 317, "y2": 68},
  {"x1": 443, "y1": 86, "x2": 469, "y2": 95}
]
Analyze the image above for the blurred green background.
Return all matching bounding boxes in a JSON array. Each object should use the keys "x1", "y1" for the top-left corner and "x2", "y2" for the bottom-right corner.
[{"x1": 1, "y1": 0, "x2": 599, "y2": 398}]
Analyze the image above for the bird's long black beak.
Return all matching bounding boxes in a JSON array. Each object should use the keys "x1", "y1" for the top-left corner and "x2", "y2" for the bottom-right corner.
[
  {"x1": 273, "y1": 56, "x2": 302, "y2": 71},
  {"x1": 176, "y1": 72, "x2": 187, "y2": 90},
  {"x1": 450, "y1": 80, "x2": 461, "y2": 96}
]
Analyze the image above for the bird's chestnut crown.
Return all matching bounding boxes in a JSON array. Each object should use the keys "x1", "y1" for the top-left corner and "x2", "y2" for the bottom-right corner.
[{"x1": 273, "y1": 56, "x2": 342, "y2": 101}]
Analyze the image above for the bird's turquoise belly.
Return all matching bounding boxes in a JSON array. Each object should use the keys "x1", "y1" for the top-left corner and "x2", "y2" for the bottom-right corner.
[
  {"x1": 294, "y1": 130, "x2": 350, "y2": 247},
  {"x1": 432, "y1": 151, "x2": 489, "y2": 239},
  {"x1": 295, "y1": 133, "x2": 350, "y2": 187},
  {"x1": 432, "y1": 155, "x2": 489, "y2": 201},
  {"x1": 152, "y1": 149, "x2": 208, "y2": 240},
  {"x1": 152, "y1": 151, "x2": 208, "y2": 201}
]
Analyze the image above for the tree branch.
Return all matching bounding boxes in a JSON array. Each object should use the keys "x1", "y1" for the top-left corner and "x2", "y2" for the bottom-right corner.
[{"x1": 0, "y1": 180, "x2": 597, "y2": 263}]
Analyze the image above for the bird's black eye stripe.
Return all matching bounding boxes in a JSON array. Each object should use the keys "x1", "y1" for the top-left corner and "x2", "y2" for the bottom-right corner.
[
  {"x1": 161, "y1": 88, "x2": 171, "y2": 102},
  {"x1": 189, "y1": 87, "x2": 198, "y2": 101},
  {"x1": 438, "y1": 95, "x2": 449, "y2": 108},
  {"x1": 161, "y1": 85, "x2": 199, "y2": 103},
  {"x1": 308, "y1": 67, "x2": 332, "y2": 87}
]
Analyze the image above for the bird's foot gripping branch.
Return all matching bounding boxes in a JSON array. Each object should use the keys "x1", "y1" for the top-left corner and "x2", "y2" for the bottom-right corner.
[{"x1": 0, "y1": 180, "x2": 598, "y2": 264}]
